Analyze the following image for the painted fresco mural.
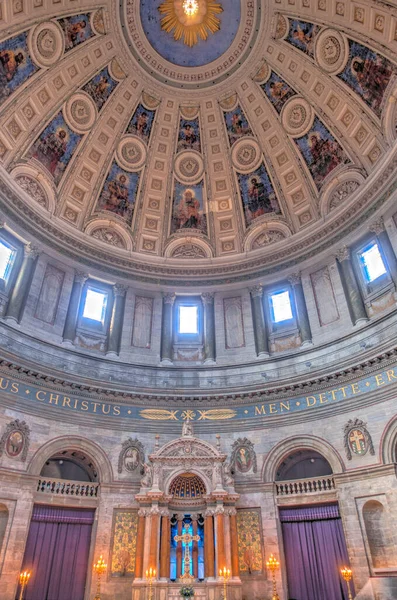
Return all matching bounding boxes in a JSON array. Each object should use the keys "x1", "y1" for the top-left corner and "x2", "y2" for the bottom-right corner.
[
  {"x1": 126, "y1": 103, "x2": 156, "y2": 144},
  {"x1": 0, "y1": 32, "x2": 39, "y2": 103},
  {"x1": 82, "y1": 66, "x2": 118, "y2": 111},
  {"x1": 237, "y1": 509, "x2": 263, "y2": 574},
  {"x1": 28, "y1": 113, "x2": 82, "y2": 186},
  {"x1": 224, "y1": 105, "x2": 253, "y2": 146},
  {"x1": 237, "y1": 163, "x2": 281, "y2": 226},
  {"x1": 261, "y1": 71, "x2": 297, "y2": 114},
  {"x1": 295, "y1": 117, "x2": 349, "y2": 188},
  {"x1": 58, "y1": 13, "x2": 94, "y2": 51},
  {"x1": 96, "y1": 161, "x2": 140, "y2": 224},
  {"x1": 286, "y1": 19, "x2": 320, "y2": 57},
  {"x1": 338, "y1": 41, "x2": 396, "y2": 118},
  {"x1": 111, "y1": 510, "x2": 138, "y2": 577},
  {"x1": 171, "y1": 180, "x2": 207, "y2": 235},
  {"x1": 177, "y1": 117, "x2": 201, "y2": 153}
]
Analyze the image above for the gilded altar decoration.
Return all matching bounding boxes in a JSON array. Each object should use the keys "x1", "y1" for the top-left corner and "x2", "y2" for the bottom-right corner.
[
  {"x1": 0, "y1": 419, "x2": 30, "y2": 461},
  {"x1": 237, "y1": 509, "x2": 263, "y2": 574},
  {"x1": 230, "y1": 437, "x2": 257, "y2": 473},
  {"x1": 343, "y1": 417, "x2": 375, "y2": 460},
  {"x1": 158, "y1": 0, "x2": 223, "y2": 47},
  {"x1": 111, "y1": 510, "x2": 138, "y2": 577},
  {"x1": 118, "y1": 437, "x2": 145, "y2": 473}
]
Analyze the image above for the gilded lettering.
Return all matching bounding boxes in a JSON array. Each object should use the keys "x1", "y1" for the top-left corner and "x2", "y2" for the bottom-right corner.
[
  {"x1": 375, "y1": 374, "x2": 385, "y2": 386},
  {"x1": 351, "y1": 383, "x2": 359, "y2": 394},
  {"x1": 91, "y1": 402, "x2": 100, "y2": 413},
  {"x1": 386, "y1": 369, "x2": 397, "y2": 382},
  {"x1": 81, "y1": 400, "x2": 89, "y2": 411},
  {"x1": 0, "y1": 378, "x2": 9, "y2": 390},
  {"x1": 319, "y1": 393, "x2": 327, "y2": 404},
  {"x1": 280, "y1": 401, "x2": 290, "y2": 412},
  {"x1": 11, "y1": 382, "x2": 19, "y2": 394},
  {"x1": 339, "y1": 386, "x2": 348, "y2": 398},
  {"x1": 255, "y1": 405, "x2": 266, "y2": 415},
  {"x1": 269, "y1": 403, "x2": 278, "y2": 414},
  {"x1": 102, "y1": 404, "x2": 111, "y2": 415},
  {"x1": 49, "y1": 394, "x2": 59, "y2": 405},
  {"x1": 113, "y1": 406, "x2": 121, "y2": 416},
  {"x1": 36, "y1": 390, "x2": 46, "y2": 401},
  {"x1": 330, "y1": 389, "x2": 338, "y2": 400},
  {"x1": 306, "y1": 396, "x2": 317, "y2": 407},
  {"x1": 62, "y1": 397, "x2": 71, "y2": 407},
  {"x1": 73, "y1": 399, "x2": 79, "y2": 409}
]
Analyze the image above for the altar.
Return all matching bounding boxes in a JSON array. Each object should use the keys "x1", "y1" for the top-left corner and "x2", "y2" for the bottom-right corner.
[{"x1": 131, "y1": 421, "x2": 242, "y2": 600}]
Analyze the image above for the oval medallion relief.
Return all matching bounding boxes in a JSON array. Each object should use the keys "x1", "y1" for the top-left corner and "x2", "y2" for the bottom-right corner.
[
  {"x1": 174, "y1": 151, "x2": 204, "y2": 184},
  {"x1": 116, "y1": 136, "x2": 147, "y2": 171},
  {"x1": 281, "y1": 97, "x2": 314, "y2": 138},
  {"x1": 64, "y1": 93, "x2": 97, "y2": 134},
  {"x1": 29, "y1": 21, "x2": 65, "y2": 67},
  {"x1": 315, "y1": 28, "x2": 349, "y2": 75},
  {"x1": 231, "y1": 138, "x2": 262, "y2": 173}
]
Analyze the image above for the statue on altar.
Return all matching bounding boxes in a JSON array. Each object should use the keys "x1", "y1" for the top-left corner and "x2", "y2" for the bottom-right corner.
[{"x1": 182, "y1": 418, "x2": 194, "y2": 437}]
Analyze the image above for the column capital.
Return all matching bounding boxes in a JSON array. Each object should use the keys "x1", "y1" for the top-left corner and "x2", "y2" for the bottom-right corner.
[
  {"x1": 214, "y1": 505, "x2": 225, "y2": 515},
  {"x1": 74, "y1": 270, "x2": 89, "y2": 285},
  {"x1": 201, "y1": 292, "x2": 215, "y2": 305},
  {"x1": 204, "y1": 508, "x2": 216, "y2": 517},
  {"x1": 369, "y1": 217, "x2": 385, "y2": 235},
  {"x1": 159, "y1": 508, "x2": 170, "y2": 517},
  {"x1": 288, "y1": 272, "x2": 301, "y2": 286},
  {"x1": 335, "y1": 245, "x2": 350, "y2": 262},
  {"x1": 225, "y1": 507, "x2": 237, "y2": 516},
  {"x1": 113, "y1": 283, "x2": 128, "y2": 297},
  {"x1": 249, "y1": 284, "x2": 264, "y2": 298},
  {"x1": 24, "y1": 243, "x2": 40, "y2": 259},
  {"x1": 138, "y1": 508, "x2": 150, "y2": 517},
  {"x1": 163, "y1": 292, "x2": 176, "y2": 305}
]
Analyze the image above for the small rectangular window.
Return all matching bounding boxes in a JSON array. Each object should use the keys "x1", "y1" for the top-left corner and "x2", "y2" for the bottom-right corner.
[
  {"x1": 179, "y1": 305, "x2": 198, "y2": 334},
  {"x1": 270, "y1": 290, "x2": 293, "y2": 323},
  {"x1": 82, "y1": 289, "x2": 108, "y2": 323},
  {"x1": 360, "y1": 243, "x2": 387, "y2": 283},
  {"x1": 0, "y1": 240, "x2": 14, "y2": 281}
]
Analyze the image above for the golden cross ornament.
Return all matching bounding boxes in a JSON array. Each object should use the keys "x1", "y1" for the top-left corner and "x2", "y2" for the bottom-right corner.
[{"x1": 174, "y1": 523, "x2": 200, "y2": 581}]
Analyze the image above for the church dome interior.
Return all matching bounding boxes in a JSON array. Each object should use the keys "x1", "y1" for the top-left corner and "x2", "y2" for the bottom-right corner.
[{"x1": 0, "y1": 1, "x2": 397, "y2": 599}]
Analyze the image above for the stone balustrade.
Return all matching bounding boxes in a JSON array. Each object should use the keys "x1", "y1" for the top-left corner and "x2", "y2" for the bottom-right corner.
[
  {"x1": 36, "y1": 478, "x2": 99, "y2": 497},
  {"x1": 276, "y1": 476, "x2": 335, "y2": 496}
]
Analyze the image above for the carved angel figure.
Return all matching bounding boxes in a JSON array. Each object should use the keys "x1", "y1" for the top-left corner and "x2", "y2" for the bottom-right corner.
[
  {"x1": 140, "y1": 462, "x2": 153, "y2": 488},
  {"x1": 182, "y1": 419, "x2": 194, "y2": 437},
  {"x1": 223, "y1": 461, "x2": 235, "y2": 487}
]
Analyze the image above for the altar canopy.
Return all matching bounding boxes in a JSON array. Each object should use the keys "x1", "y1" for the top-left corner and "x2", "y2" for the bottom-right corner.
[
  {"x1": 19, "y1": 505, "x2": 95, "y2": 600},
  {"x1": 280, "y1": 504, "x2": 353, "y2": 600}
]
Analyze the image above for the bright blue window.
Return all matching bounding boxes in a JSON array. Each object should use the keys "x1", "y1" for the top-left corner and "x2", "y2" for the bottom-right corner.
[
  {"x1": 178, "y1": 305, "x2": 198, "y2": 334},
  {"x1": 360, "y1": 243, "x2": 387, "y2": 283},
  {"x1": 0, "y1": 240, "x2": 14, "y2": 281},
  {"x1": 82, "y1": 289, "x2": 108, "y2": 323},
  {"x1": 270, "y1": 290, "x2": 293, "y2": 323}
]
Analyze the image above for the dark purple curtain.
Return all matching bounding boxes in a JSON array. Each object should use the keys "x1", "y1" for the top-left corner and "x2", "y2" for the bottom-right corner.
[
  {"x1": 19, "y1": 505, "x2": 95, "y2": 600},
  {"x1": 280, "y1": 504, "x2": 353, "y2": 600}
]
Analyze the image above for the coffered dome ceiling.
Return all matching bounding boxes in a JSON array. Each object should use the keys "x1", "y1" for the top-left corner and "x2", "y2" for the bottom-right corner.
[{"x1": 0, "y1": 0, "x2": 397, "y2": 284}]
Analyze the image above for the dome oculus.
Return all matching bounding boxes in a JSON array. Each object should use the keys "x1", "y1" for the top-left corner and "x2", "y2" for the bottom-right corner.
[{"x1": 159, "y1": 0, "x2": 223, "y2": 47}]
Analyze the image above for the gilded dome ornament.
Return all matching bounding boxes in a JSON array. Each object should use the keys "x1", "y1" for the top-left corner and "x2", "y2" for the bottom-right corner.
[{"x1": 158, "y1": 0, "x2": 223, "y2": 47}]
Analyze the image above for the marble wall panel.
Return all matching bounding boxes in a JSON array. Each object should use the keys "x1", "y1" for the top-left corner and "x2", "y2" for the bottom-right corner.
[
  {"x1": 223, "y1": 297, "x2": 245, "y2": 349},
  {"x1": 131, "y1": 296, "x2": 153, "y2": 349},
  {"x1": 310, "y1": 266, "x2": 340, "y2": 326},
  {"x1": 34, "y1": 264, "x2": 65, "y2": 325}
]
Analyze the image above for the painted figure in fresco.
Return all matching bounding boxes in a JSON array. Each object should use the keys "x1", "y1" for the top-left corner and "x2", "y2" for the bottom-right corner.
[
  {"x1": 225, "y1": 107, "x2": 252, "y2": 145},
  {"x1": 177, "y1": 119, "x2": 200, "y2": 152},
  {"x1": 307, "y1": 131, "x2": 344, "y2": 184},
  {"x1": 235, "y1": 446, "x2": 253, "y2": 473},
  {"x1": 182, "y1": 124, "x2": 197, "y2": 148},
  {"x1": 32, "y1": 128, "x2": 68, "y2": 178},
  {"x1": 6, "y1": 430, "x2": 23, "y2": 457},
  {"x1": 247, "y1": 176, "x2": 275, "y2": 219},
  {"x1": 127, "y1": 104, "x2": 156, "y2": 143},
  {"x1": 136, "y1": 111, "x2": 148, "y2": 138},
  {"x1": 351, "y1": 55, "x2": 393, "y2": 113},
  {"x1": 0, "y1": 49, "x2": 25, "y2": 82},
  {"x1": 269, "y1": 80, "x2": 292, "y2": 112},
  {"x1": 64, "y1": 20, "x2": 87, "y2": 49},
  {"x1": 175, "y1": 188, "x2": 201, "y2": 229},
  {"x1": 101, "y1": 173, "x2": 129, "y2": 216},
  {"x1": 86, "y1": 75, "x2": 110, "y2": 105},
  {"x1": 289, "y1": 22, "x2": 319, "y2": 56}
]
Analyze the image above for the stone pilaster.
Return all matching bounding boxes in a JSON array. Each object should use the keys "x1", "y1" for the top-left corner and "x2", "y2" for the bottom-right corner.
[
  {"x1": 288, "y1": 273, "x2": 312, "y2": 347},
  {"x1": 62, "y1": 271, "x2": 88, "y2": 344},
  {"x1": 249, "y1": 285, "x2": 269, "y2": 357},
  {"x1": 160, "y1": 293, "x2": 175, "y2": 364},
  {"x1": 5, "y1": 243, "x2": 39, "y2": 323},
  {"x1": 202, "y1": 292, "x2": 216, "y2": 363},
  {"x1": 336, "y1": 246, "x2": 368, "y2": 325},
  {"x1": 107, "y1": 284, "x2": 127, "y2": 356}
]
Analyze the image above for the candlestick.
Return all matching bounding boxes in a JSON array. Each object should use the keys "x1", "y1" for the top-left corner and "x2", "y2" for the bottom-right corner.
[
  {"x1": 19, "y1": 571, "x2": 31, "y2": 600},
  {"x1": 93, "y1": 555, "x2": 107, "y2": 600},
  {"x1": 341, "y1": 567, "x2": 353, "y2": 600},
  {"x1": 219, "y1": 567, "x2": 231, "y2": 600},
  {"x1": 266, "y1": 554, "x2": 280, "y2": 600},
  {"x1": 146, "y1": 567, "x2": 156, "y2": 600}
]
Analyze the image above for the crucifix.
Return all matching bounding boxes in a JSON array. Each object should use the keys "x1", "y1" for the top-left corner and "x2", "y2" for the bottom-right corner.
[{"x1": 174, "y1": 523, "x2": 200, "y2": 581}]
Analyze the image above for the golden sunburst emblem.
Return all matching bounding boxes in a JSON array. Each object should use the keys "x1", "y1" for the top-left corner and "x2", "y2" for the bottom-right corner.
[{"x1": 159, "y1": 0, "x2": 223, "y2": 48}]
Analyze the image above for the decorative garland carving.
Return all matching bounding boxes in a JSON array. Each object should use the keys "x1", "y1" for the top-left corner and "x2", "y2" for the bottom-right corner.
[{"x1": 0, "y1": 419, "x2": 30, "y2": 461}]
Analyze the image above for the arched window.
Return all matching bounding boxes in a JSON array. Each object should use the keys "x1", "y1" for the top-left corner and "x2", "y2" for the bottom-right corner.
[
  {"x1": 275, "y1": 449, "x2": 333, "y2": 481},
  {"x1": 362, "y1": 500, "x2": 394, "y2": 569},
  {"x1": 40, "y1": 449, "x2": 98, "y2": 482}
]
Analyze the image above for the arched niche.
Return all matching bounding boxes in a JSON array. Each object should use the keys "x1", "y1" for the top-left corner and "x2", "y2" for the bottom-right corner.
[
  {"x1": 0, "y1": 503, "x2": 8, "y2": 559},
  {"x1": 275, "y1": 449, "x2": 333, "y2": 481},
  {"x1": 362, "y1": 500, "x2": 395, "y2": 569},
  {"x1": 40, "y1": 449, "x2": 97, "y2": 482},
  {"x1": 380, "y1": 414, "x2": 397, "y2": 465},
  {"x1": 28, "y1": 435, "x2": 113, "y2": 484},
  {"x1": 262, "y1": 435, "x2": 345, "y2": 482}
]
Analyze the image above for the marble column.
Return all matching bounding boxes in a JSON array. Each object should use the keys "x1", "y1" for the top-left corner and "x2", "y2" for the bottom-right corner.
[
  {"x1": 107, "y1": 284, "x2": 127, "y2": 356},
  {"x1": 62, "y1": 271, "x2": 88, "y2": 344},
  {"x1": 370, "y1": 219, "x2": 397, "y2": 294},
  {"x1": 5, "y1": 243, "x2": 39, "y2": 323},
  {"x1": 176, "y1": 517, "x2": 183, "y2": 579},
  {"x1": 229, "y1": 509, "x2": 240, "y2": 579},
  {"x1": 289, "y1": 273, "x2": 312, "y2": 347},
  {"x1": 202, "y1": 292, "x2": 216, "y2": 363},
  {"x1": 159, "y1": 513, "x2": 170, "y2": 580},
  {"x1": 135, "y1": 510, "x2": 147, "y2": 579},
  {"x1": 204, "y1": 511, "x2": 215, "y2": 579},
  {"x1": 250, "y1": 285, "x2": 269, "y2": 357},
  {"x1": 160, "y1": 293, "x2": 175, "y2": 364},
  {"x1": 336, "y1": 246, "x2": 368, "y2": 325},
  {"x1": 215, "y1": 507, "x2": 226, "y2": 576},
  {"x1": 192, "y1": 517, "x2": 199, "y2": 579},
  {"x1": 148, "y1": 509, "x2": 160, "y2": 575}
]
